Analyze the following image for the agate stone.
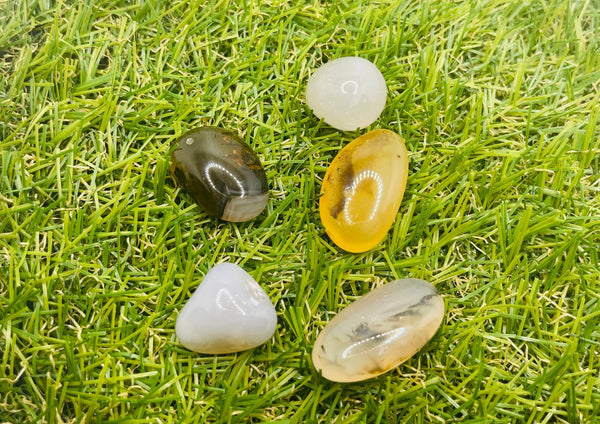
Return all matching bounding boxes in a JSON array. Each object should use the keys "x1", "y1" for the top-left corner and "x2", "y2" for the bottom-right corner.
[
  {"x1": 176, "y1": 262, "x2": 277, "y2": 354},
  {"x1": 319, "y1": 129, "x2": 408, "y2": 253},
  {"x1": 312, "y1": 279, "x2": 444, "y2": 383},
  {"x1": 306, "y1": 57, "x2": 387, "y2": 131},
  {"x1": 170, "y1": 127, "x2": 268, "y2": 222}
]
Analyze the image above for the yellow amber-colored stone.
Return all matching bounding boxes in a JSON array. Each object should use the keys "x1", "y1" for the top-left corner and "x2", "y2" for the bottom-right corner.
[{"x1": 319, "y1": 129, "x2": 408, "y2": 253}]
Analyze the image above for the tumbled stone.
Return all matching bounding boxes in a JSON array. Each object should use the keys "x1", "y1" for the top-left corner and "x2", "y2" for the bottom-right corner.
[
  {"x1": 312, "y1": 279, "x2": 444, "y2": 382},
  {"x1": 170, "y1": 127, "x2": 268, "y2": 222},
  {"x1": 319, "y1": 129, "x2": 408, "y2": 253},
  {"x1": 306, "y1": 57, "x2": 387, "y2": 131},
  {"x1": 175, "y1": 262, "x2": 277, "y2": 354}
]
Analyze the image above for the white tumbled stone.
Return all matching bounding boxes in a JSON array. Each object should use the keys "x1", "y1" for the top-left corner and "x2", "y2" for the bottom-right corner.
[
  {"x1": 176, "y1": 262, "x2": 277, "y2": 354},
  {"x1": 305, "y1": 57, "x2": 387, "y2": 131},
  {"x1": 312, "y1": 279, "x2": 444, "y2": 382}
]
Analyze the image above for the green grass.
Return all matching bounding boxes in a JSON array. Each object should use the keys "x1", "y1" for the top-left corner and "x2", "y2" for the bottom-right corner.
[{"x1": 1, "y1": 0, "x2": 599, "y2": 422}]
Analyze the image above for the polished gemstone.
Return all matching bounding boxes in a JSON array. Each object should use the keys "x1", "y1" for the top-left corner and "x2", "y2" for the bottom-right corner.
[
  {"x1": 170, "y1": 127, "x2": 268, "y2": 222},
  {"x1": 176, "y1": 262, "x2": 277, "y2": 354},
  {"x1": 306, "y1": 57, "x2": 387, "y2": 131},
  {"x1": 312, "y1": 279, "x2": 444, "y2": 382},
  {"x1": 319, "y1": 129, "x2": 408, "y2": 253}
]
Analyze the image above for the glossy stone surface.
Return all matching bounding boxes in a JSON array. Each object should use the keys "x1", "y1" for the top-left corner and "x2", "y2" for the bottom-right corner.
[
  {"x1": 312, "y1": 279, "x2": 444, "y2": 382},
  {"x1": 176, "y1": 262, "x2": 277, "y2": 354},
  {"x1": 170, "y1": 127, "x2": 268, "y2": 222},
  {"x1": 319, "y1": 129, "x2": 408, "y2": 253},
  {"x1": 306, "y1": 57, "x2": 387, "y2": 131}
]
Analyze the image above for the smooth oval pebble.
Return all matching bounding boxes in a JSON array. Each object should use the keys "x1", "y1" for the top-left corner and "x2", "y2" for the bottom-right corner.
[
  {"x1": 306, "y1": 57, "x2": 387, "y2": 131},
  {"x1": 175, "y1": 263, "x2": 277, "y2": 354},
  {"x1": 319, "y1": 129, "x2": 408, "y2": 253},
  {"x1": 312, "y1": 279, "x2": 444, "y2": 382},
  {"x1": 170, "y1": 127, "x2": 268, "y2": 222}
]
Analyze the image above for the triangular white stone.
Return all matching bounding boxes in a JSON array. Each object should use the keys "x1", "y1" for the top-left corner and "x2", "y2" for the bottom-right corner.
[{"x1": 176, "y1": 262, "x2": 277, "y2": 354}]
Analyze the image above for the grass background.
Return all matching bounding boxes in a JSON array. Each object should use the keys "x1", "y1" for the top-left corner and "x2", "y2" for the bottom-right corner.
[{"x1": 1, "y1": 0, "x2": 599, "y2": 422}]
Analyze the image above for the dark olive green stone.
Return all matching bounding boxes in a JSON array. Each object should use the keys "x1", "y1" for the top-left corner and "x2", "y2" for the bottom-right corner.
[{"x1": 170, "y1": 127, "x2": 268, "y2": 222}]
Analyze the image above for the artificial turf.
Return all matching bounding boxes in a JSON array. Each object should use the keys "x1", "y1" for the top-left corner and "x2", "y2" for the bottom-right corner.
[{"x1": 1, "y1": 0, "x2": 599, "y2": 422}]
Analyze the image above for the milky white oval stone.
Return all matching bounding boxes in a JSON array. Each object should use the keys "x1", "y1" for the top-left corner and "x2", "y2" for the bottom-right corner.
[
  {"x1": 175, "y1": 263, "x2": 277, "y2": 354},
  {"x1": 306, "y1": 57, "x2": 387, "y2": 131},
  {"x1": 312, "y1": 279, "x2": 444, "y2": 382}
]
